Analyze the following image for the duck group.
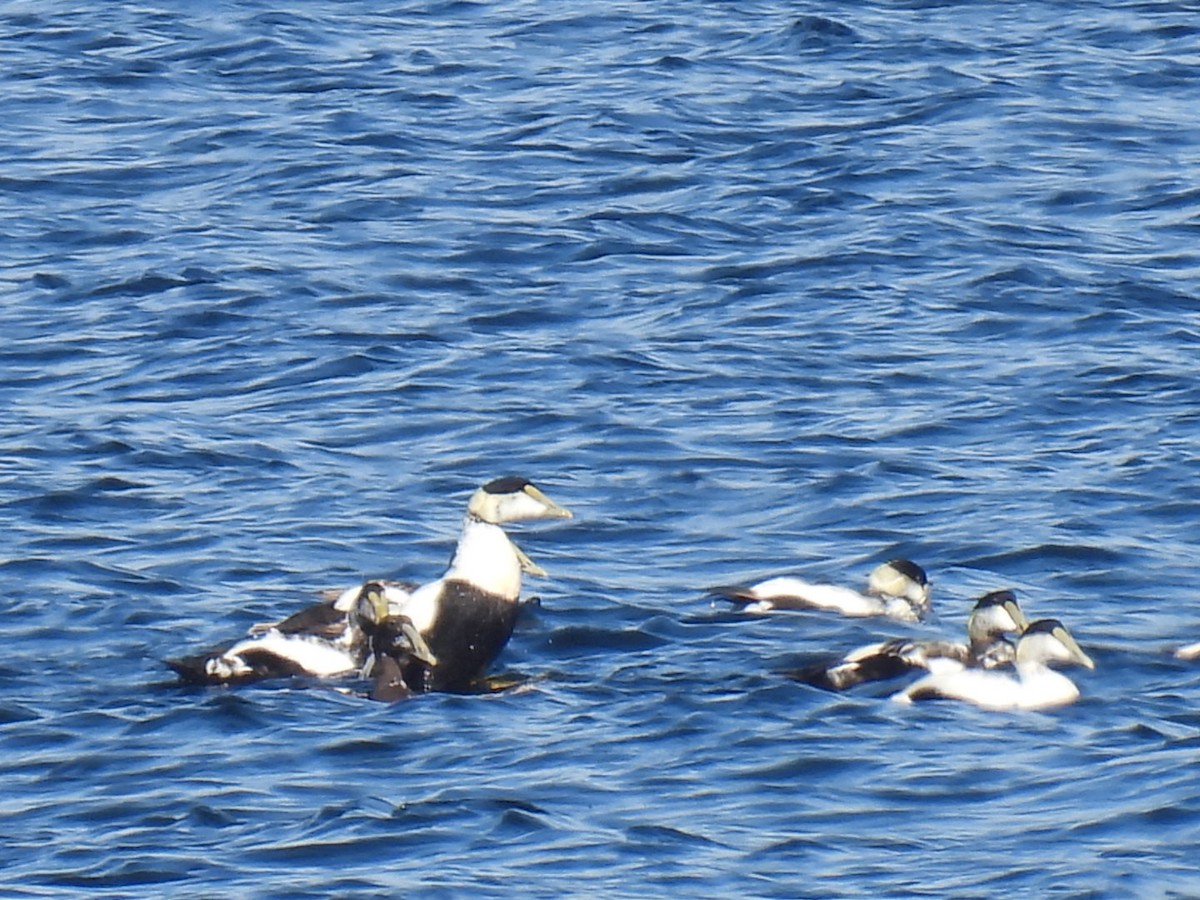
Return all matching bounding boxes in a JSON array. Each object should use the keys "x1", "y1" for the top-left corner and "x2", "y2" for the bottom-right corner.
[
  {"x1": 729, "y1": 559, "x2": 1095, "y2": 710},
  {"x1": 167, "y1": 476, "x2": 571, "y2": 697},
  {"x1": 168, "y1": 476, "x2": 1098, "y2": 713},
  {"x1": 788, "y1": 588, "x2": 1029, "y2": 691}
]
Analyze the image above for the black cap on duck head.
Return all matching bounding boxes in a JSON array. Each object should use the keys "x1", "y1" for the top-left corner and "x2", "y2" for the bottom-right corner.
[
  {"x1": 482, "y1": 476, "x2": 533, "y2": 494},
  {"x1": 976, "y1": 589, "x2": 1018, "y2": 609},
  {"x1": 1023, "y1": 618, "x2": 1064, "y2": 638},
  {"x1": 886, "y1": 559, "x2": 928, "y2": 586}
]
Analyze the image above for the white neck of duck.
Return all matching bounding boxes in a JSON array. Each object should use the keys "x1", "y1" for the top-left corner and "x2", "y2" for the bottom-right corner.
[{"x1": 443, "y1": 515, "x2": 524, "y2": 601}]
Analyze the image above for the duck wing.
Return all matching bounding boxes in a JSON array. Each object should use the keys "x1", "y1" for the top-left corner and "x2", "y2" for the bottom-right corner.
[
  {"x1": 263, "y1": 602, "x2": 349, "y2": 638},
  {"x1": 789, "y1": 638, "x2": 970, "y2": 691}
]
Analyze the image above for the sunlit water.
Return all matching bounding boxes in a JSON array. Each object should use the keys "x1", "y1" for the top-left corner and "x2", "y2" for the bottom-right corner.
[{"x1": 3, "y1": 2, "x2": 1200, "y2": 896}]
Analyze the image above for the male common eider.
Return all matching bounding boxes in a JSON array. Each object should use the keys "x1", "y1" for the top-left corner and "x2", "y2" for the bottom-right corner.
[
  {"x1": 167, "y1": 581, "x2": 411, "y2": 685},
  {"x1": 891, "y1": 618, "x2": 1094, "y2": 711},
  {"x1": 709, "y1": 558, "x2": 931, "y2": 623},
  {"x1": 791, "y1": 589, "x2": 1028, "y2": 691},
  {"x1": 387, "y1": 476, "x2": 572, "y2": 693}
]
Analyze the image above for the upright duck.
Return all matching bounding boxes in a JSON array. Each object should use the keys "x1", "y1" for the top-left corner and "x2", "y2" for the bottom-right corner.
[{"x1": 390, "y1": 476, "x2": 572, "y2": 692}]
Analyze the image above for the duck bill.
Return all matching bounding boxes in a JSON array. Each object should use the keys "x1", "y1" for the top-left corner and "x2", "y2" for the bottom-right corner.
[
  {"x1": 361, "y1": 584, "x2": 390, "y2": 623},
  {"x1": 400, "y1": 620, "x2": 438, "y2": 667},
  {"x1": 1004, "y1": 599, "x2": 1030, "y2": 633},
  {"x1": 1058, "y1": 628, "x2": 1095, "y2": 670},
  {"x1": 512, "y1": 540, "x2": 548, "y2": 577},
  {"x1": 523, "y1": 484, "x2": 573, "y2": 520}
]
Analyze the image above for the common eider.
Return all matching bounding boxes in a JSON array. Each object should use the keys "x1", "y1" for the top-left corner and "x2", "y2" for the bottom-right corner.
[
  {"x1": 388, "y1": 476, "x2": 572, "y2": 692},
  {"x1": 709, "y1": 558, "x2": 931, "y2": 623},
  {"x1": 891, "y1": 618, "x2": 1094, "y2": 711},
  {"x1": 791, "y1": 589, "x2": 1028, "y2": 691},
  {"x1": 167, "y1": 580, "x2": 401, "y2": 685}
]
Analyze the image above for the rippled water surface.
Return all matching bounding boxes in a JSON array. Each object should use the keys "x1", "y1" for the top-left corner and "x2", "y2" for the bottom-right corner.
[{"x1": 3, "y1": 1, "x2": 1200, "y2": 896}]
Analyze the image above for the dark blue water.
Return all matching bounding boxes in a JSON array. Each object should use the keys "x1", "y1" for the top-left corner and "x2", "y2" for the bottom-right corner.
[{"x1": 3, "y1": 1, "x2": 1200, "y2": 896}]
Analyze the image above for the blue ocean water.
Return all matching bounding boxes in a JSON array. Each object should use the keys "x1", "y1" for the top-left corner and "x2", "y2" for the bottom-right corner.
[{"x1": 3, "y1": 0, "x2": 1200, "y2": 895}]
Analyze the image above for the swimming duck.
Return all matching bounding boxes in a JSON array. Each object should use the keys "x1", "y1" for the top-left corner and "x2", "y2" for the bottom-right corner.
[
  {"x1": 791, "y1": 589, "x2": 1028, "y2": 691},
  {"x1": 709, "y1": 558, "x2": 931, "y2": 623},
  {"x1": 891, "y1": 618, "x2": 1094, "y2": 711},
  {"x1": 388, "y1": 476, "x2": 572, "y2": 692},
  {"x1": 167, "y1": 581, "x2": 400, "y2": 685}
]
